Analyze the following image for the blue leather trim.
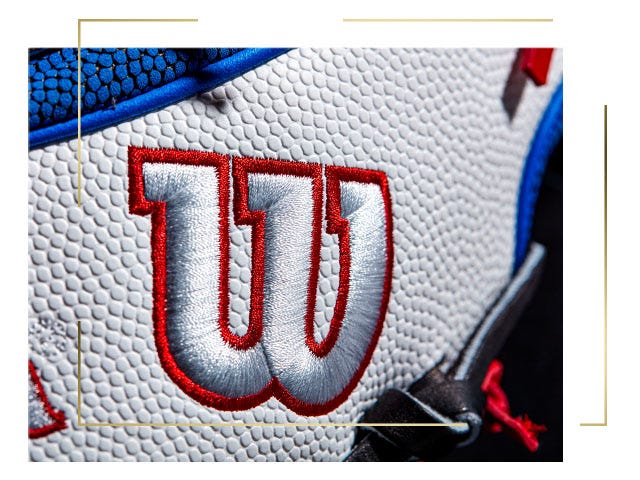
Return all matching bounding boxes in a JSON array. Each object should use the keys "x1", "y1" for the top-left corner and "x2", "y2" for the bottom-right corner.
[{"x1": 513, "y1": 81, "x2": 563, "y2": 272}]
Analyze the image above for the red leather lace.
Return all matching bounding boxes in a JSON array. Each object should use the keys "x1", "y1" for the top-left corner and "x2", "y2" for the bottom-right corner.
[{"x1": 481, "y1": 359, "x2": 547, "y2": 452}]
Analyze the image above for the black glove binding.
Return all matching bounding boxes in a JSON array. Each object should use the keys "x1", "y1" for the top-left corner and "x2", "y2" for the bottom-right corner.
[{"x1": 346, "y1": 243, "x2": 546, "y2": 462}]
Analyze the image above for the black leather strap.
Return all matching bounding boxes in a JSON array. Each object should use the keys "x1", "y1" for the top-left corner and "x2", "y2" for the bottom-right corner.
[{"x1": 348, "y1": 377, "x2": 480, "y2": 461}]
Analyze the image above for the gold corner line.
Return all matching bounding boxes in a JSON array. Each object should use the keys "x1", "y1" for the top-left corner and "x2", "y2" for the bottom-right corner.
[
  {"x1": 78, "y1": 18, "x2": 198, "y2": 22},
  {"x1": 77, "y1": 422, "x2": 467, "y2": 428},
  {"x1": 75, "y1": 18, "x2": 199, "y2": 207},
  {"x1": 77, "y1": 320, "x2": 82, "y2": 426},
  {"x1": 580, "y1": 104, "x2": 608, "y2": 427},
  {"x1": 76, "y1": 321, "x2": 464, "y2": 429},
  {"x1": 342, "y1": 18, "x2": 553, "y2": 23}
]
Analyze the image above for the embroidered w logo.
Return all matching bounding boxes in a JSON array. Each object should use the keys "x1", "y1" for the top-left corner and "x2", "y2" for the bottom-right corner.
[{"x1": 128, "y1": 147, "x2": 393, "y2": 415}]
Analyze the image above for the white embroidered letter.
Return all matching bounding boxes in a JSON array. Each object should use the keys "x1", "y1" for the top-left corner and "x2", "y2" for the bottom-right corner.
[{"x1": 129, "y1": 147, "x2": 393, "y2": 415}]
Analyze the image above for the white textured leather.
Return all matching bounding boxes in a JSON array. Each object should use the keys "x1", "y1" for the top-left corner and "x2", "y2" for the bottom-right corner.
[{"x1": 28, "y1": 48, "x2": 562, "y2": 461}]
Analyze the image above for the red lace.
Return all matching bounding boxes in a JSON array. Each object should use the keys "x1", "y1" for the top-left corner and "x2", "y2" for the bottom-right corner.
[{"x1": 481, "y1": 359, "x2": 547, "y2": 452}]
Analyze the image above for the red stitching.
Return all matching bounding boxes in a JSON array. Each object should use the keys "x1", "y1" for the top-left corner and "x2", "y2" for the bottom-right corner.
[
  {"x1": 304, "y1": 165, "x2": 350, "y2": 356},
  {"x1": 128, "y1": 147, "x2": 394, "y2": 415},
  {"x1": 129, "y1": 146, "x2": 274, "y2": 410},
  {"x1": 286, "y1": 165, "x2": 394, "y2": 414},
  {"x1": 232, "y1": 157, "x2": 323, "y2": 351},
  {"x1": 232, "y1": 159, "x2": 394, "y2": 415},
  {"x1": 28, "y1": 360, "x2": 66, "y2": 439}
]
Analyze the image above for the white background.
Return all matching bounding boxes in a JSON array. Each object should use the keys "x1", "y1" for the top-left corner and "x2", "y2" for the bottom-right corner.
[{"x1": 1, "y1": 0, "x2": 637, "y2": 475}]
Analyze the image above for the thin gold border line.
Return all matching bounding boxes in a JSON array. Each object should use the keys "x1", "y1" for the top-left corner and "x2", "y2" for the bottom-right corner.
[
  {"x1": 77, "y1": 320, "x2": 82, "y2": 426},
  {"x1": 77, "y1": 422, "x2": 466, "y2": 428},
  {"x1": 604, "y1": 104, "x2": 608, "y2": 425},
  {"x1": 342, "y1": 18, "x2": 553, "y2": 23},
  {"x1": 76, "y1": 317, "x2": 464, "y2": 428},
  {"x1": 581, "y1": 104, "x2": 608, "y2": 427},
  {"x1": 75, "y1": 18, "x2": 198, "y2": 207},
  {"x1": 79, "y1": 18, "x2": 199, "y2": 22},
  {"x1": 74, "y1": 16, "x2": 463, "y2": 430}
]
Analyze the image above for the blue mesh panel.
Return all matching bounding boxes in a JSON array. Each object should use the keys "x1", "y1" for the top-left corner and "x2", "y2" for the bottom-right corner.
[{"x1": 28, "y1": 48, "x2": 243, "y2": 131}]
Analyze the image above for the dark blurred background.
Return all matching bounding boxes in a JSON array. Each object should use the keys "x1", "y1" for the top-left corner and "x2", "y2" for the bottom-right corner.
[{"x1": 446, "y1": 141, "x2": 563, "y2": 461}]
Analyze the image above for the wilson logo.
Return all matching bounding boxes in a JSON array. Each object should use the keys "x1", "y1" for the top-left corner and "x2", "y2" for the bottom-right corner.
[{"x1": 128, "y1": 147, "x2": 393, "y2": 415}]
